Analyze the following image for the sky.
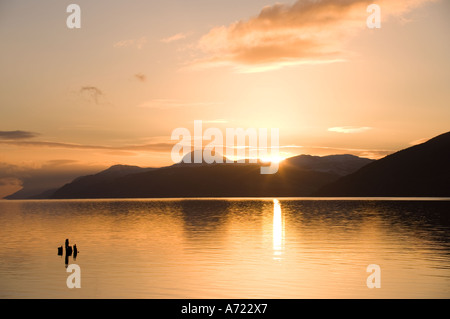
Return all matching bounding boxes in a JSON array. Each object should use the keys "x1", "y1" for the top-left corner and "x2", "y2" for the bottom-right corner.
[{"x1": 0, "y1": 0, "x2": 449, "y2": 197}]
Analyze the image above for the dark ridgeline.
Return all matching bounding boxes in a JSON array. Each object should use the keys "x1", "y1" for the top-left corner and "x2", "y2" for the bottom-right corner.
[
  {"x1": 51, "y1": 165, "x2": 157, "y2": 198},
  {"x1": 5, "y1": 165, "x2": 157, "y2": 200},
  {"x1": 49, "y1": 155, "x2": 373, "y2": 199},
  {"x1": 314, "y1": 131, "x2": 450, "y2": 197},
  {"x1": 13, "y1": 131, "x2": 450, "y2": 199}
]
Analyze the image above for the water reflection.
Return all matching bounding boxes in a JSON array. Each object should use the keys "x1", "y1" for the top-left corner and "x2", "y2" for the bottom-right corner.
[
  {"x1": 179, "y1": 200, "x2": 230, "y2": 243},
  {"x1": 1, "y1": 199, "x2": 450, "y2": 298},
  {"x1": 273, "y1": 199, "x2": 285, "y2": 259}
]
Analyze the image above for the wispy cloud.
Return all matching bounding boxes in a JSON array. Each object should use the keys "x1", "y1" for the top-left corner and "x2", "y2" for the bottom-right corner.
[
  {"x1": 161, "y1": 32, "x2": 191, "y2": 43},
  {"x1": 134, "y1": 73, "x2": 147, "y2": 82},
  {"x1": 137, "y1": 99, "x2": 222, "y2": 109},
  {"x1": 0, "y1": 140, "x2": 175, "y2": 153},
  {"x1": 80, "y1": 86, "x2": 105, "y2": 105},
  {"x1": 45, "y1": 159, "x2": 79, "y2": 167},
  {"x1": 0, "y1": 177, "x2": 21, "y2": 187},
  {"x1": 274, "y1": 144, "x2": 392, "y2": 159},
  {"x1": 328, "y1": 126, "x2": 373, "y2": 134},
  {"x1": 191, "y1": 0, "x2": 436, "y2": 72},
  {"x1": 203, "y1": 119, "x2": 229, "y2": 124},
  {"x1": 409, "y1": 137, "x2": 430, "y2": 145},
  {"x1": 0, "y1": 130, "x2": 39, "y2": 140},
  {"x1": 113, "y1": 36, "x2": 147, "y2": 49}
]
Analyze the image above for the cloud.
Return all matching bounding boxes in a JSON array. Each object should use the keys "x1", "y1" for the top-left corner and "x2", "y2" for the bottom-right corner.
[
  {"x1": 134, "y1": 73, "x2": 146, "y2": 82},
  {"x1": 277, "y1": 144, "x2": 392, "y2": 159},
  {"x1": 0, "y1": 161, "x2": 105, "y2": 199},
  {"x1": 113, "y1": 36, "x2": 147, "y2": 49},
  {"x1": 0, "y1": 177, "x2": 21, "y2": 187},
  {"x1": 45, "y1": 159, "x2": 79, "y2": 167},
  {"x1": 137, "y1": 99, "x2": 222, "y2": 109},
  {"x1": 0, "y1": 177, "x2": 22, "y2": 198},
  {"x1": 104, "y1": 151, "x2": 138, "y2": 157},
  {"x1": 328, "y1": 126, "x2": 373, "y2": 134},
  {"x1": 80, "y1": 86, "x2": 104, "y2": 105},
  {"x1": 0, "y1": 130, "x2": 39, "y2": 140},
  {"x1": 192, "y1": 0, "x2": 436, "y2": 72},
  {"x1": 409, "y1": 137, "x2": 430, "y2": 145},
  {"x1": 203, "y1": 119, "x2": 229, "y2": 124},
  {"x1": 161, "y1": 32, "x2": 191, "y2": 43},
  {"x1": 0, "y1": 162, "x2": 23, "y2": 176},
  {"x1": 0, "y1": 140, "x2": 175, "y2": 153}
]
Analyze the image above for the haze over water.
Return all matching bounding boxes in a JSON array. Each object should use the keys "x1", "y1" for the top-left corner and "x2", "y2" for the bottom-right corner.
[{"x1": 0, "y1": 199, "x2": 449, "y2": 299}]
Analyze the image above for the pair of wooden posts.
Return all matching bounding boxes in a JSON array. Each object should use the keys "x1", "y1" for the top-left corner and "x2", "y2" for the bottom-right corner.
[{"x1": 58, "y1": 239, "x2": 78, "y2": 258}]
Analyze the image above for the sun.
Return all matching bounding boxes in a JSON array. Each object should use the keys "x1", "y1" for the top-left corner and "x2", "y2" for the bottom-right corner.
[{"x1": 259, "y1": 155, "x2": 286, "y2": 164}]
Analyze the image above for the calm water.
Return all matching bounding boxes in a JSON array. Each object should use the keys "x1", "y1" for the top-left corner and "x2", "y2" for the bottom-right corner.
[{"x1": 0, "y1": 198, "x2": 449, "y2": 299}]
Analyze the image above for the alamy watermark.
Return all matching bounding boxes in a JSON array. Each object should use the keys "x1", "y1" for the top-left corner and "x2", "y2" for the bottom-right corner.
[
  {"x1": 366, "y1": 264, "x2": 381, "y2": 289},
  {"x1": 66, "y1": 4, "x2": 81, "y2": 29},
  {"x1": 66, "y1": 4, "x2": 380, "y2": 30},
  {"x1": 66, "y1": 264, "x2": 81, "y2": 289},
  {"x1": 367, "y1": 4, "x2": 381, "y2": 29},
  {"x1": 171, "y1": 120, "x2": 280, "y2": 174}
]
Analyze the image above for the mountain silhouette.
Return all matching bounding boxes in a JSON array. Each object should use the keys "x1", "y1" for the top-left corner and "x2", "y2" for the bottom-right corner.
[
  {"x1": 49, "y1": 154, "x2": 372, "y2": 199},
  {"x1": 176, "y1": 150, "x2": 229, "y2": 166},
  {"x1": 314, "y1": 131, "x2": 450, "y2": 197},
  {"x1": 8, "y1": 131, "x2": 450, "y2": 199},
  {"x1": 284, "y1": 154, "x2": 373, "y2": 176},
  {"x1": 43, "y1": 165, "x2": 156, "y2": 199}
]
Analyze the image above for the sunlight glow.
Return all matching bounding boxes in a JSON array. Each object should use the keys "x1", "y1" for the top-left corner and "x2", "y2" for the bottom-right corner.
[{"x1": 260, "y1": 156, "x2": 286, "y2": 164}]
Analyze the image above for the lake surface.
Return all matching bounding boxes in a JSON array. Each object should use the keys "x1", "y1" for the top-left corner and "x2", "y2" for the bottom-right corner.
[{"x1": 0, "y1": 198, "x2": 449, "y2": 299}]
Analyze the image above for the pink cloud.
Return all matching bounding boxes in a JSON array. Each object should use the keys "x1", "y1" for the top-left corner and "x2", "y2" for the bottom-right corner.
[{"x1": 191, "y1": 0, "x2": 437, "y2": 72}]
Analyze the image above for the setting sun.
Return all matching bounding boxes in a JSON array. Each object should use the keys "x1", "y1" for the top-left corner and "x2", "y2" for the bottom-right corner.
[{"x1": 260, "y1": 156, "x2": 286, "y2": 164}]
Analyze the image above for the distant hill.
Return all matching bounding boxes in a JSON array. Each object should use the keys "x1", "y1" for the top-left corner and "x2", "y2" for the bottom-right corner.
[
  {"x1": 4, "y1": 165, "x2": 104, "y2": 200},
  {"x1": 314, "y1": 131, "x2": 450, "y2": 197},
  {"x1": 6, "y1": 186, "x2": 54, "y2": 200},
  {"x1": 28, "y1": 188, "x2": 60, "y2": 200},
  {"x1": 284, "y1": 154, "x2": 373, "y2": 176},
  {"x1": 49, "y1": 154, "x2": 372, "y2": 199},
  {"x1": 47, "y1": 165, "x2": 156, "y2": 199},
  {"x1": 176, "y1": 150, "x2": 228, "y2": 165}
]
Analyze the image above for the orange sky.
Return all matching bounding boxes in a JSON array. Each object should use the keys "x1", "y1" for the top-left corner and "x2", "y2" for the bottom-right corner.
[{"x1": 0, "y1": 0, "x2": 449, "y2": 197}]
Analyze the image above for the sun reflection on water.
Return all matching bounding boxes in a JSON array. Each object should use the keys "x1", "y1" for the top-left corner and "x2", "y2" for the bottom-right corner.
[{"x1": 273, "y1": 199, "x2": 285, "y2": 260}]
